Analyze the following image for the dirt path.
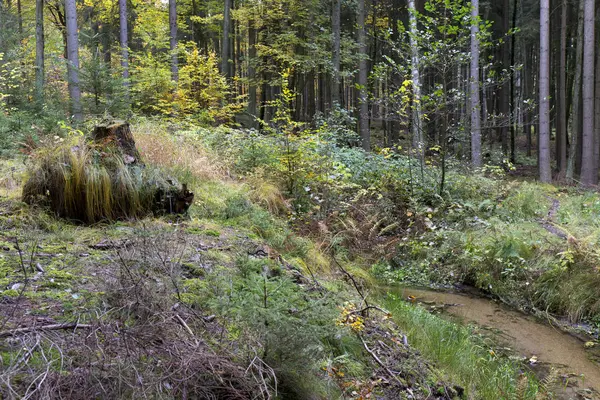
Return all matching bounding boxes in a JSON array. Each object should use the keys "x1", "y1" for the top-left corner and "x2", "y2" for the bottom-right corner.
[{"x1": 540, "y1": 196, "x2": 568, "y2": 240}]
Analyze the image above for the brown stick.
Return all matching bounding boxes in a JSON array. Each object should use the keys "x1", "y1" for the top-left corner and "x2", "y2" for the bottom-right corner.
[
  {"x1": 0, "y1": 323, "x2": 92, "y2": 338},
  {"x1": 358, "y1": 334, "x2": 403, "y2": 385}
]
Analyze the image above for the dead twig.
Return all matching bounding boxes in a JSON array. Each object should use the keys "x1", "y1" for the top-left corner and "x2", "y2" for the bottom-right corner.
[
  {"x1": 0, "y1": 323, "x2": 92, "y2": 338},
  {"x1": 358, "y1": 334, "x2": 403, "y2": 386}
]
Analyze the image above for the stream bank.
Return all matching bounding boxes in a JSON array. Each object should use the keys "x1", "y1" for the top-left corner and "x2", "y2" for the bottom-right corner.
[{"x1": 386, "y1": 287, "x2": 600, "y2": 399}]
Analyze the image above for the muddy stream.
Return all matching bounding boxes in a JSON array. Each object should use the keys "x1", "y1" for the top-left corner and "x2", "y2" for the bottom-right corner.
[{"x1": 394, "y1": 287, "x2": 600, "y2": 399}]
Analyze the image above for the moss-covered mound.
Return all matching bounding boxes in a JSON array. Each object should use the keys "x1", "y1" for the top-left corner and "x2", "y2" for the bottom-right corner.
[{"x1": 22, "y1": 122, "x2": 193, "y2": 223}]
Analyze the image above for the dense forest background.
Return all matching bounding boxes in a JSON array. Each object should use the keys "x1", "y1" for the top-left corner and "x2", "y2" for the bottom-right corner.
[{"x1": 1, "y1": 0, "x2": 599, "y2": 185}]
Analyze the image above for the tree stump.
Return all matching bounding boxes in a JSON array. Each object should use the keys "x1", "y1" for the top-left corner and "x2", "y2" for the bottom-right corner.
[{"x1": 91, "y1": 121, "x2": 141, "y2": 164}]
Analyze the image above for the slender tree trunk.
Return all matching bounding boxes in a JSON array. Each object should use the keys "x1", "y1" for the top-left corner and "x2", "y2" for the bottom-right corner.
[
  {"x1": 509, "y1": 0, "x2": 518, "y2": 162},
  {"x1": 357, "y1": 0, "x2": 370, "y2": 150},
  {"x1": 567, "y1": 0, "x2": 584, "y2": 181},
  {"x1": 556, "y1": 0, "x2": 567, "y2": 176},
  {"x1": 470, "y1": 0, "x2": 481, "y2": 167},
  {"x1": 539, "y1": 0, "x2": 551, "y2": 182},
  {"x1": 408, "y1": 0, "x2": 422, "y2": 158},
  {"x1": 580, "y1": 0, "x2": 595, "y2": 185},
  {"x1": 222, "y1": 0, "x2": 232, "y2": 78},
  {"x1": 331, "y1": 0, "x2": 341, "y2": 107},
  {"x1": 119, "y1": 0, "x2": 129, "y2": 101},
  {"x1": 65, "y1": 0, "x2": 82, "y2": 121},
  {"x1": 594, "y1": 7, "x2": 600, "y2": 180},
  {"x1": 500, "y1": 0, "x2": 510, "y2": 155},
  {"x1": 247, "y1": 22, "x2": 257, "y2": 119},
  {"x1": 35, "y1": 0, "x2": 44, "y2": 104},
  {"x1": 169, "y1": 0, "x2": 178, "y2": 82}
]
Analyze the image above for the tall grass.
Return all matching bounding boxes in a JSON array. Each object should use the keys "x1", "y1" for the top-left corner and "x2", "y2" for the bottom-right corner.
[
  {"x1": 382, "y1": 294, "x2": 540, "y2": 399},
  {"x1": 22, "y1": 141, "x2": 172, "y2": 223}
]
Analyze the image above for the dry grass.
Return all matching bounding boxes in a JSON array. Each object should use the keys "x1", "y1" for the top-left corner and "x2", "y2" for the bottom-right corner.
[{"x1": 133, "y1": 128, "x2": 226, "y2": 182}]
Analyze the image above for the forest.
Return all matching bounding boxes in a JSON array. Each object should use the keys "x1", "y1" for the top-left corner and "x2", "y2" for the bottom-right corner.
[{"x1": 2, "y1": 0, "x2": 600, "y2": 398}]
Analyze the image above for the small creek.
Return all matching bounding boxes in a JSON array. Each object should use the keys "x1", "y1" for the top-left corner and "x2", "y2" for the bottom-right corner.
[{"x1": 394, "y1": 287, "x2": 600, "y2": 399}]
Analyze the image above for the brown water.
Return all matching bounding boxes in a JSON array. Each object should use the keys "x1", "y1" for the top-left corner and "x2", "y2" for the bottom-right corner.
[{"x1": 396, "y1": 287, "x2": 600, "y2": 399}]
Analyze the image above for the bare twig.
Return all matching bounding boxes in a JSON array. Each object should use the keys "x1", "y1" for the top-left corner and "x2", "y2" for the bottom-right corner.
[
  {"x1": 0, "y1": 323, "x2": 92, "y2": 338},
  {"x1": 331, "y1": 254, "x2": 369, "y2": 309},
  {"x1": 358, "y1": 334, "x2": 403, "y2": 385}
]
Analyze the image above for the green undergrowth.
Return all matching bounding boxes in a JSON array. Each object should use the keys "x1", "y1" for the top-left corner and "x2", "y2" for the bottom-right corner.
[
  {"x1": 382, "y1": 293, "x2": 541, "y2": 399},
  {"x1": 0, "y1": 120, "x2": 550, "y2": 398}
]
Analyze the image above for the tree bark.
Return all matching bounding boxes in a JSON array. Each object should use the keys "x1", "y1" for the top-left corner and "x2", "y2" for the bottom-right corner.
[
  {"x1": 169, "y1": 0, "x2": 178, "y2": 82},
  {"x1": 408, "y1": 0, "x2": 423, "y2": 159},
  {"x1": 556, "y1": 0, "x2": 567, "y2": 176},
  {"x1": 331, "y1": 0, "x2": 341, "y2": 107},
  {"x1": 119, "y1": 0, "x2": 129, "y2": 101},
  {"x1": 65, "y1": 0, "x2": 82, "y2": 121},
  {"x1": 470, "y1": 0, "x2": 481, "y2": 168},
  {"x1": 35, "y1": 0, "x2": 44, "y2": 104},
  {"x1": 594, "y1": 7, "x2": 600, "y2": 181},
  {"x1": 539, "y1": 0, "x2": 551, "y2": 182},
  {"x1": 222, "y1": 0, "x2": 232, "y2": 78},
  {"x1": 567, "y1": 0, "x2": 584, "y2": 181},
  {"x1": 247, "y1": 21, "x2": 257, "y2": 119},
  {"x1": 357, "y1": 0, "x2": 370, "y2": 150},
  {"x1": 580, "y1": 0, "x2": 595, "y2": 185}
]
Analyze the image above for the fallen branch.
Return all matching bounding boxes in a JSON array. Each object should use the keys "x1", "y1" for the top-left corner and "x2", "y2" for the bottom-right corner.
[
  {"x1": 0, "y1": 323, "x2": 92, "y2": 338},
  {"x1": 358, "y1": 334, "x2": 403, "y2": 385}
]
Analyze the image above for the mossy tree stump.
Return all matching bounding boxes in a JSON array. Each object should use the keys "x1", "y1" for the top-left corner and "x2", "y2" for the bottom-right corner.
[
  {"x1": 22, "y1": 121, "x2": 194, "y2": 223},
  {"x1": 91, "y1": 121, "x2": 141, "y2": 165}
]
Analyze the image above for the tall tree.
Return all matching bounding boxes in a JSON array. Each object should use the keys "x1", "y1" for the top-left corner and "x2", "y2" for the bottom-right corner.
[
  {"x1": 470, "y1": 0, "x2": 481, "y2": 167},
  {"x1": 357, "y1": 0, "x2": 370, "y2": 150},
  {"x1": 408, "y1": 0, "x2": 423, "y2": 159},
  {"x1": 35, "y1": 0, "x2": 44, "y2": 104},
  {"x1": 567, "y1": 0, "x2": 584, "y2": 181},
  {"x1": 556, "y1": 0, "x2": 567, "y2": 176},
  {"x1": 169, "y1": 0, "x2": 178, "y2": 82},
  {"x1": 119, "y1": 0, "x2": 129, "y2": 100},
  {"x1": 65, "y1": 0, "x2": 82, "y2": 121},
  {"x1": 580, "y1": 0, "x2": 595, "y2": 185},
  {"x1": 539, "y1": 0, "x2": 551, "y2": 182},
  {"x1": 222, "y1": 0, "x2": 232, "y2": 78},
  {"x1": 331, "y1": 0, "x2": 341, "y2": 106}
]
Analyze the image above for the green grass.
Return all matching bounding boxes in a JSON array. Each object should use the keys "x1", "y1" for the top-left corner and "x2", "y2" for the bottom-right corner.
[{"x1": 382, "y1": 293, "x2": 540, "y2": 399}]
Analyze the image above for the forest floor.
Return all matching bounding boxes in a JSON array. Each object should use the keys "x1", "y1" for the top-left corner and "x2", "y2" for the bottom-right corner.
[{"x1": 1, "y1": 120, "x2": 598, "y2": 399}]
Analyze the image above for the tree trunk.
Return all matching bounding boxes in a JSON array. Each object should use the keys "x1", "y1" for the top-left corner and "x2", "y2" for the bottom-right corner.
[
  {"x1": 222, "y1": 0, "x2": 232, "y2": 78},
  {"x1": 556, "y1": 0, "x2": 567, "y2": 176},
  {"x1": 567, "y1": 0, "x2": 584, "y2": 181},
  {"x1": 169, "y1": 0, "x2": 178, "y2": 82},
  {"x1": 594, "y1": 7, "x2": 600, "y2": 181},
  {"x1": 247, "y1": 22, "x2": 257, "y2": 119},
  {"x1": 357, "y1": 0, "x2": 370, "y2": 151},
  {"x1": 35, "y1": 0, "x2": 44, "y2": 105},
  {"x1": 580, "y1": 0, "x2": 595, "y2": 185},
  {"x1": 65, "y1": 0, "x2": 82, "y2": 121},
  {"x1": 331, "y1": 0, "x2": 341, "y2": 107},
  {"x1": 408, "y1": 0, "x2": 423, "y2": 159},
  {"x1": 539, "y1": 0, "x2": 551, "y2": 182},
  {"x1": 119, "y1": 0, "x2": 129, "y2": 101},
  {"x1": 500, "y1": 0, "x2": 510, "y2": 155},
  {"x1": 470, "y1": 0, "x2": 481, "y2": 167}
]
